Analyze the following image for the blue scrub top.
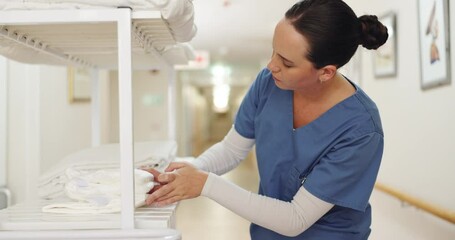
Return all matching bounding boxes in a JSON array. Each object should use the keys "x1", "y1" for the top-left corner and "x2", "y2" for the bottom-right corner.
[{"x1": 235, "y1": 69, "x2": 384, "y2": 240}]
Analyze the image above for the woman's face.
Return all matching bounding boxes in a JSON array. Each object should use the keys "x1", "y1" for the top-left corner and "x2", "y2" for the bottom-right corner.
[{"x1": 267, "y1": 19, "x2": 320, "y2": 91}]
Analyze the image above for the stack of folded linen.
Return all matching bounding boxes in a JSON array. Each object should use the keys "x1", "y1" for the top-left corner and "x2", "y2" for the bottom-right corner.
[
  {"x1": 0, "y1": 0, "x2": 197, "y2": 42},
  {"x1": 38, "y1": 141, "x2": 176, "y2": 199},
  {"x1": 42, "y1": 168, "x2": 156, "y2": 214}
]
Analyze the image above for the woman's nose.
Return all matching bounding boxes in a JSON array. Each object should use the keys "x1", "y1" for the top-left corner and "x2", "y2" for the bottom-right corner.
[{"x1": 267, "y1": 60, "x2": 280, "y2": 73}]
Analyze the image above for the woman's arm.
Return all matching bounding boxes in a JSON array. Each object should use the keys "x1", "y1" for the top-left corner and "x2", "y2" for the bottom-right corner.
[
  {"x1": 145, "y1": 163, "x2": 333, "y2": 237},
  {"x1": 145, "y1": 126, "x2": 332, "y2": 236},
  {"x1": 202, "y1": 173, "x2": 334, "y2": 237},
  {"x1": 192, "y1": 125, "x2": 255, "y2": 175}
]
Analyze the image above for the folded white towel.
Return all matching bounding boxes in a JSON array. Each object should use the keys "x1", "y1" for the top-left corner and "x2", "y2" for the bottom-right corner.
[
  {"x1": 42, "y1": 168, "x2": 156, "y2": 214},
  {"x1": 0, "y1": 0, "x2": 197, "y2": 42},
  {"x1": 38, "y1": 141, "x2": 176, "y2": 199}
]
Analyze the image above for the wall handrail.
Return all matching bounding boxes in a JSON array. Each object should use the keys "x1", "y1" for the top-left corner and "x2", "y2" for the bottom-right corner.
[{"x1": 374, "y1": 182, "x2": 455, "y2": 224}]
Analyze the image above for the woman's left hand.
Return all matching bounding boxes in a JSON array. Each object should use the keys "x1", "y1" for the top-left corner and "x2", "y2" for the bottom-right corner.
[{"x1": 144, "y1": 162, "x2": 208, "y2": 207}]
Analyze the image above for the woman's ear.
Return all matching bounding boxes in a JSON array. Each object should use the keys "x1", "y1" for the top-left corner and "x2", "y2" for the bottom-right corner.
[{"x1": 318, "y1": 65, "x2": 337, "y2": 83}]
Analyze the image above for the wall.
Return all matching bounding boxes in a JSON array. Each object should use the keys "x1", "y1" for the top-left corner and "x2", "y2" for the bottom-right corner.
[
  {"x1": 0, "y1": 56, "x2": 6, "y2": 188},
  {"x1": 346, "y1": 0, "x2": 455, "y2": 239},
  {"x1": 40, "y1": 66, "x2": 110, "y2": 173},
  {"x1": 7, "y1": 60, "x2": 40, "y2": 203},
  {"x1": 6, "y1": 62, "x2": 110, "y2": 204},
  {"x1": 108, "y1": 69, "x2": 170, "y2": 143}
]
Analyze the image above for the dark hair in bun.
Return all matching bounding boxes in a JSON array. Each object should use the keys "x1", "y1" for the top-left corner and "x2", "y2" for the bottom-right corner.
[
  {"x1": 358, "y1": 15, "x2": 389, "y2": 50},
  {"x1": 285, "y1": 0, "x2": 388, "y2": 69}
]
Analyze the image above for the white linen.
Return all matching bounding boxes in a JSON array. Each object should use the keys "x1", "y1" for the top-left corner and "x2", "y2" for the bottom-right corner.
[
  {"x1": 38, "y1": 141, "x2": 176, "y2": 199},
  {"x1": 42, "y1": 168, "x2": 155, "y2": 214},
  {"x1": 0, "y1": 0, "x2": 196, "y2": 42}
]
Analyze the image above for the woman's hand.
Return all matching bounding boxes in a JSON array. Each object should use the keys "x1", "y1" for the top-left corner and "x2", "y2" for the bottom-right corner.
[{"x1": 144, "y1": 162, "x2": 208, "y2": 207}]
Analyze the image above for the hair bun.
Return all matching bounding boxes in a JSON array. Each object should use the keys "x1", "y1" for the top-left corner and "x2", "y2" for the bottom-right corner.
[{"x1": 358, "y1": 15, "x2": 389, "y2": 50}]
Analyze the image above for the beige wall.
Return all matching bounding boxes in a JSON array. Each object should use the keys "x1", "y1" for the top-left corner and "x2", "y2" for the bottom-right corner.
[
  {"x1": 108, "y1": 70, "x2": 170, "y2": 143},
  {"x1": 6, "y1": 62, "x2": 111, "y2": 204},
  {"x1": 6, "y1": 61, "x2": 39, "y2": 203},
  {"x1": 40, "y1": 66, "x2": 111, "y2": 174},
  {"x1": 346, "y1": 1, "x2": 455, "y2": 239}
]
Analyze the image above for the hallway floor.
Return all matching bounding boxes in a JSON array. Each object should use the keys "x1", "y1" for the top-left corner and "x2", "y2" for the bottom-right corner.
[{"x1": 175, "y1": 156, "x2": 259, "y2": 240}]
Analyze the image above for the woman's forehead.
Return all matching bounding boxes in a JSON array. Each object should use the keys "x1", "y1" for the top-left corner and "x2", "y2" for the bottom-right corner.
[{"x1": 273, "y1": 19, "x2": 310, "y2": 61}]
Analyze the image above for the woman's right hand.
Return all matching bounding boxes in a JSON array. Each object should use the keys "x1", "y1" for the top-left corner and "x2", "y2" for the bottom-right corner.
[{"x1": 143, "y1": 162, "x2": 209, "y2": 206}]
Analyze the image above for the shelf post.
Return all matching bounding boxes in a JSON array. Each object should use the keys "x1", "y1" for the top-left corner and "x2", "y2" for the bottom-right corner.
[{"x1": 117, "y1": 8, "x2": 135, "y2": 230}]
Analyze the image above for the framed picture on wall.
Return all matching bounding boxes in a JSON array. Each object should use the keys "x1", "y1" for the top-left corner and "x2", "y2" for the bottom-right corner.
[
  {"x1": 67, "y1": 66, "x2": 91, "y2": 103},
  {"x1": 418, "y1": 0, "x2": 451, "y2": 90},
  {"x1": 373, "y1": 12, "x2": 397, "y2": 78}
]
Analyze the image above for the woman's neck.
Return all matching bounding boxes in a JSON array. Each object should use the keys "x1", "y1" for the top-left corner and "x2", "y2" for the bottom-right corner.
[{"x1": 294, "y1": 72, "x2": 353, "y2": 104}]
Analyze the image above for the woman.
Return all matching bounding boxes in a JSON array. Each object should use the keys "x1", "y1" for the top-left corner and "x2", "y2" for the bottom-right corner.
[{"x1": 145, "y1": 0, "x2": 388, "y2": 239}]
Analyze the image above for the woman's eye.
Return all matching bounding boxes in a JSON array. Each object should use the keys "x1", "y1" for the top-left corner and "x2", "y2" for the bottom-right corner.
[{"x1": 283, "y1": 62, "x2": 292, "y2": 68}]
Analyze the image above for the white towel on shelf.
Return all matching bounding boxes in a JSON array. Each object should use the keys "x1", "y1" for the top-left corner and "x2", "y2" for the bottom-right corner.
[
  {"x1": 38, "y1": 141, "x2": 176, "y2": 199},
  {"x1": 0, "y1": 0, "x2": 197, "y2": 42},
  {"x1": 42, "y1": 168, "x2": 155, "y2": 214}
]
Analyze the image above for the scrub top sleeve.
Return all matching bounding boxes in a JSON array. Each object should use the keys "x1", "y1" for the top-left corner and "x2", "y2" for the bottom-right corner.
[
  {"x1": 303, "y1": 132, "x2": 384, "y2": 211},
  {"x1": 234, "y1": 68, "x2": 269, "y2": 139}
]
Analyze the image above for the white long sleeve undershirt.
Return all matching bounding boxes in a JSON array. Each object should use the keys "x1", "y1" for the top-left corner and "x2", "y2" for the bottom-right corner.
[
  {"x1": 192, "y1": 127, "x2": 255, "y2": 175},
  {"x1": 191, "y1": 126, "x2": 334, "y2": 237}
]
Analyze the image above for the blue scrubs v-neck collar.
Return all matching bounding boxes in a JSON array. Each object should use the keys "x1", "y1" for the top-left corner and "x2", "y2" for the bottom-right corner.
[{"x1": 290, "y1": 75, "x2": 359, "y2": 132}]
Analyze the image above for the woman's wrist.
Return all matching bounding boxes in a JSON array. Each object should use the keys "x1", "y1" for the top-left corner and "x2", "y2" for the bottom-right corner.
[
  {"x1": 197, "y1": 170, "x2": 209, "y2": 195},
  {"x1": 201, "y1": 172, "x2": 219, "y2": 197}
]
